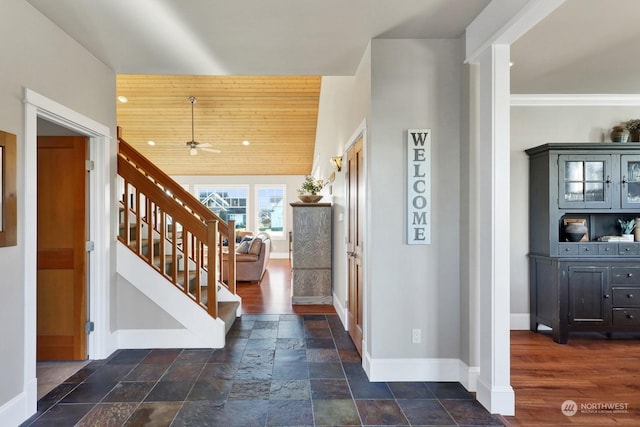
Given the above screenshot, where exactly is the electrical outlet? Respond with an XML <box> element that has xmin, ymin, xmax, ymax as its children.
<box><xmin>412</xmin><ymin>328</ymin><xmax>421</xmax><ymax>344</ymax></box>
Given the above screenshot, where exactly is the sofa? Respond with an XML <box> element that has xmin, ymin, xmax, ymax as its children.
<box><xmin>223</xmin><ymin>232</ymin><xmax>271</xmax><ymax>283</ymax></box>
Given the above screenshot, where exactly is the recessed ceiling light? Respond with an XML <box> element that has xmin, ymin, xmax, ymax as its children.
<box><xmin>147</xmin><ymin>140</ymin><xmax>156</xmax><ymax>146</ymax></box>
<box><xmin>509</xmin><ymin>61</ymin><xmax>514</xmax><ymax>67</ymax></box>
<box><xmin>242</xmin><ymin>140</ymin><xmax>250</xmax><ymax>146</ymax></box>
<box><xmin>117</xmin><ymin>95</ymin><xmax>128</xmax><ymax>103</ymax></box>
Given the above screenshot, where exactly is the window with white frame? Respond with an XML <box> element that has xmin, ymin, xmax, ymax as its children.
<box><xmin>196</xmin><ymin>186</ymin><xmax>248</xmax><ymax>231</ymax></box>
<box><xmin>256</xmin><ymin>185</ymin><xmax>285</xmax><ymax>238</ymax></box>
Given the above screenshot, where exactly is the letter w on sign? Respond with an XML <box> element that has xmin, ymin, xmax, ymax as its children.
<box><xmin>407</xmin><ymin>129</ymin><xmax>431</xmax><ymax>245</ymax></box>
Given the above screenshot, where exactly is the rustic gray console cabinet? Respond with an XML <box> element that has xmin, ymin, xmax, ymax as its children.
<box><xmin>527</xmin><ymin>143</ymin><xmax>640</xmax><ymax>343</ymax></box>
<box><xmin>290</xmin><ymin>202</ymin><xmax>332</xmax><ymax>304</ymax></box>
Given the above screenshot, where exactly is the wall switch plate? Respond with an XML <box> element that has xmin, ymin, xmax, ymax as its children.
<box><xmin>412</xmin><ymin>328</ymin><xmax>421</xmax><ymax>344</ymax></box>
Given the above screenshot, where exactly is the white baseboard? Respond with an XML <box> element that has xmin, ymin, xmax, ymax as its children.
<box><xmin>459</xmin><ymin>363</ymin><xmax>480</xmax><ymax>392</ymax></box>
<box><xmin>269</xmin><ymin>252</ymin><xmax>289</xmax><ymax>259</ymax></box>
<box><xmin>476</xmin><ymin>376</ymin><xmax>515</xmax><ymax>415</ymax></box>
<box><xmin>510</xmin><ymin>313</ymin><xmax>530</xmax><ymax>330</ymax></box>
<box><xmin>364</xmin><ymin>354</ymin><xmax>475</xmax><ymax>385</ymax></box>
<box><xmin>0</xmin><ymin>390</ymin><xmax>29</xmax><ymax>427</ymax></box>
<box><xmin>115</xmin><ymin>328</ymin><xmax>224</xmax><ymax>349</ymax></box>
<box><xmin>332</xmin><ymin>292</ymin><xmax>347</xmax><ymax>329</ymax></box>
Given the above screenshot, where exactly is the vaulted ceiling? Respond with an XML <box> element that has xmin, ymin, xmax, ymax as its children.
<box><xmin>116</xmin><ymin>75</ymin><xmax>321</xmax><ymax>175</ymax></box>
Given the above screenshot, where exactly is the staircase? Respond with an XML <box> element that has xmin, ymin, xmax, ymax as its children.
<box><xmin>116</xmin><ymin>128</ymin><xmax>239</xmax><ymax>348</ymax></box>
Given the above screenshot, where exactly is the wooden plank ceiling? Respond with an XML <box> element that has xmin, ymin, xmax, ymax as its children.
<box><xmin>116</xmin><ymin>75</ymin><xmax>321</xmax><ymax>176</ymax></box>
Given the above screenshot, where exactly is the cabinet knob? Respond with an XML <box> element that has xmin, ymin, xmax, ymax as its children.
<box><xmin>626</xmin><ymin>248</ymin><xmax>631</xmax><ymax>252</ymax></box>
<box><xmin>622</xmin><ymin>175</ymin><xmax>628</xmax><ymax>184</ymax></box>
<box><xmin>628</xmin><ymin>273</ymin><xmax>633</xmax><ymax>277</ymax></box>
<box><xmin>628</xmin><ymin>294</ymin><xmax>634</xmax><ymax>299</ymax></box>
<box><xmin>605</xmin><ymin>247</ymin><xmax>611</xmax><ymax>251</ymax></box>
<box><xmin>565</xmin><ymin>247</ymin><xmax>571</xmax><ymax>252</ymax></box>
<box><xmin>604</xmin><ymin>294</ymin><xmax>610</xmax><ymax>299</ymax></box>
<box><xmin>628</xmin><ymin>314</ymin><xmax>635</xmax><ymax>320</ymax></box>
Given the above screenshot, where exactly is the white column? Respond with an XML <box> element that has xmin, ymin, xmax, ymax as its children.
<box><xmin>474</xmin><ymin>44</ymin><xmax>515</xmax><ymax>415</ymax></box>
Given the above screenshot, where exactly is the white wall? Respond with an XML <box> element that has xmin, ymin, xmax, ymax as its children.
<box><xmin>117</xmin><ymin>276</ymin><xmax>184</xmax><ymax>329</ymax></box>
<box><xmin>0</xmin><ymin>0</ymin><xmax>116</xmax><ymax>419</ymax></box>
<box><xmin>313</xmin><ymin>44</ymin><xmax>372</xmax><ymax>320</ymax></box>
<box><xmin>172</xmin><ymin>175</ymin><xmax>306</xmax><ymax>257</ymax></box>
<box><xmin>368</xmin><ymin>39</ymin><xmax>462</xmax><ymax>359</ymax></box>
<box><xmin>510</xmin><ymin>105</ymin><xmax>640</xmax><ymax>323</ymax></box>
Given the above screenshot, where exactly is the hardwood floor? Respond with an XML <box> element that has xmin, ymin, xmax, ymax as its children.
<box><xmin>235</xmin><ymin>258</ymin><xmax>336</xmax><ymax>315</ymax></box>
<box><xmin>505</xmin><ymin>330</ymin><xmax>640</xmax><ymax>426</ymax></box>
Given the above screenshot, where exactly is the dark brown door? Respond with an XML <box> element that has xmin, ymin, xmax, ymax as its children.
<box><xmin>346</xmin><ymin>135</ymin><xmax>364</xmax><ymax>355</ymax></box>
<box><xmin>37</xmin><ymin>136</ymin><xmax>88</xmax><ymax>360</ymax></box>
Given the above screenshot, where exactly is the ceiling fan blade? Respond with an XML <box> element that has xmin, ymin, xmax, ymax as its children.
<box><xmin>200</xmin><ymin>147</ymin><xmax>222</xmax><ymax>153</ymax></box>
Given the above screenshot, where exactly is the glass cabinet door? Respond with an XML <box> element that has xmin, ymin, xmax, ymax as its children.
<box><xmin>558</xmin><ymin>155</ymin><xmax>612</xmax><ymax>208</ymax></box>
<box><xmin>621</xmin><ymin>155</ymin><xmax>640</xmax><ymax>208</ymax></box>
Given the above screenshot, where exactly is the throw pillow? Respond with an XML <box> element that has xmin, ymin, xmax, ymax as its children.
<box><xmin>248</xmin><ymin>238</ymin><xmax>262</xmax><ymax>255</ymax></box>
<box><xmin>236</xmin><ymin>240</ymin><xmax>251</xmax><ymax>254</ymax></box>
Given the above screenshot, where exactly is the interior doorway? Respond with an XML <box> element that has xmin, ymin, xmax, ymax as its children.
<box><xmin>36</xmin><ymin>134</ymin><xmax>89</xmax><ymax>361</ymax></box>
<box><xmin>346</xmin><ymin>134</ymin><xmax>364</xmax><ymax>356</ymax></box>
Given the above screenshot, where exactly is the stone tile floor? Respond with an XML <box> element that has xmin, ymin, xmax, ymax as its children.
<box><xmin>22</xmin><ymin>314</ymin><xmax>504</xmax><ymax>426</ymax></box>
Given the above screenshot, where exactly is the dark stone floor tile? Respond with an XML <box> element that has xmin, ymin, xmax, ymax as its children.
<box><xmin>250</xmin><ymin>328</ymin><xmax>279</xmax><ymax>339</ymax></box>
<box><xmin>75</xmin><ymin>402</ymin><xmax>138</xmax><ymax>427</ymax></box>
<box><xmin>276</xmin><ymin>338</ymin><xmax>306</xmax><ymax>350</ymax></box>
<box><xmin>65</xmin><ymin>367</ymin><xmax>97</xmax><ymax>383</ymax></box>
<box><xmin>306</xmin><ymin>348</ymin><xmax>341</xmax><ymax>362</ymax></box>
<box><xmin>144</xmin><ymin>381</ymin><xmax>192</xmax><ymax>401</ymax></box>
<box><xmin>306</xmin><ymin>338</ymin><xmax>335</xmax><ymax>349</ymax></box>
<box><xmin>339</xmin><ymin>348</ymin><xmax>362</xmax><ymax>363</ymax></box>
<box><xmin>245</xmin><ymin>314</ymin><xmax>280</xmax><ymax>322</ymax></box>
<box><xmin>303</xmin><ymin>314</ymin><xmax>327</xmax><ymax>321</ymax></box>
<box><xmin>273</xmin><ymin>361</ymin><xmax>309</xmax><ymax>379</ymax></box>
<box><xmin>175</xmin><ymin>349</ymin><xmax>214</xmax><ymax>363</ymax></box>
<box><xmin>388</xmin><ymin>382</ymin><xmax>435</xmax><ymax>399</ymax></box>
<box><xmin>270</xmin><ymin>379</ymin><xmax>311</xmax><ymax>400</ymax></box>
<box><xmin>60</xmin><ymin>381</ymin><xmax>117</xmax><ymax>403</ymax></box>
<box><xmin>123</xmin><ymin>363</ymin><xmax>170</xmax><ymax>381</ymax></box>
<box><xmin>356</xmin><ymin>399</ymin><xmax>409</xmax><ymax>425</ymax></box>
<box><xmin>171</xmin><ymin>400</ymin><xmax>225</xmax><ymax>427</ymax></box>
<box><xmin>304</xmin><ymin>319</ymin><xmax>330</xmax><ymax>330</ymax></box>
<box><xmin>279</xmin><ymin>314</ymin><xmax>303</xmax><ymax>321</ymax></box>
<box><xmin>334</xmin><ymin>332</ymin><xmax>358</xmax><ymax>350</ymax></box>
<box><xmin>234</xmin><ymin>365</ymin><xmax>273</xmax><ymax>380</ymax></box>
<box><xmin>187</xmin><ymin>379</ymin><xmax>232</xmax><ymax>401</ymax></box>
<box><xmin>267</xmin><ymin>399</ymin><xmax>314</xmax><ymax>426</ymax></box>
<box><xmin>245</xmin><ymin>338</ymin><xmax>277</xmax><ymax>350</ymax></box>
<box><xmin>427</xmin><ymin>381</ymin><xmax>475</xmax><ymax>399</ymax></box>
<box><xmin>275</xmin><ymin>348</ymin><xmax>307</xmax><ymax>362</ymax></box>
<box><xmin>277</xmin><ymin>323</ymin><xmax>305</xmax><ymax>339</ymax></box>
<box><xmin>37</xmin><ymin>383</ymin><xmax>78</xmax><ymax>411</ymax></box>
<box><xmin>85</xmin><ymin>364</ymin><xmax>135</xmax><ymax>383</ymax></box>
<box><xmin>397</xmin><ymin>399</ymin><xmax>456</xmax><ymax>425</ymax></box>
<box><xmin>308</xmin><ymin>362</ymin><xmax>345</xmax><ymax>379</ymax></box>
<box><xmin>228</xmin><ymin>379</ymin><xmax>271</xmax><ymax>400</ymax></box>
<box><xmin>208</xmin><ymin>346</ymin><xmax>244</xmax><ymax>363</ymax></box>
<box><xmin>107</xmin><ymin>349</ymin><xmax>151</xmax><ymax>365</ymax></box>
<box><xmin>254</xmin><ymin>319</ymin><xmax>279</xmax><ymax>329</ymax></box>
<box><xmin>141</xmin><ymin>348</ymin><xmax>182</xmax><ymax>364</ymax></box>
<box><xmin>304</xmin><ymin>327</ymin><xmax>332</xmax><ymax>338</ymax></box>
<box><xmin>103</xmin><ymin>381</ymin><xmax>155</xmax><ymax>402</ymax></box>
<box><xmin>160</xmin><ymin>362</ymin><xmax>204</xmax><ymax>382</ymax></box>
<box><xmin>349</xmin><ymin>379</ymin><xmax>394</xmax><ymax>399</ymax></box>
<box><xmin>313</xmin><ymin>399</ymin><xmax>361</xmax><ymax>426</ymax></box>
<box><xmin>225</xmin><ymin>337</ymin><xmax>249</xmax><ymax>350</ymax></box>
<box><xmin>199</xmin><ymin>362</ymin><xmax>238</xmax><ymax>380</ymax></box>
<box><xmin>226</xmin><ymin>327</ymin><xmax>252</xmax><ymax>338</ymax></box>
<box><xmin>123</xmin><ymin>401</ymin><xmax>182</xmax><ymax>426</ymax></box>
<box><xmin>342</xmin><ymin>362</ymin><xmax>369</xmax><ymax>381</ymax></box>
<box><xmin>310</xmin><ymin>379</ymin><xmax>352</xmax><ymax>399</ymax></box>
<box><xmin>241</xmin><ymin>349</ymin><xmax>275</xmax><ymax>365</ymax></box>
<box><xmin>441</xmin><ymin>399</ymin><xmax>505</xmax><ymax>426</ymax></box>
<box><xmin>28</xmin><ymin>403</ymin><xmax>94</xmax><ymax>427</ymax></box>
<box><xmin>201</xmin><ymin>399</ymin><xmax>269</xmax><ymax>427</ymax></box>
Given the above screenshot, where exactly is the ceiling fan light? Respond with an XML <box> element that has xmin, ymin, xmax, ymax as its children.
<box><xmin>242</xmin><ymin>140</ymin><xmax>250</xmax><ymax>146</ymax></box>
<box><xmin>190</xmin><ymin>147</ymin><xmax>198</xmax><ymax>156</ymax></box>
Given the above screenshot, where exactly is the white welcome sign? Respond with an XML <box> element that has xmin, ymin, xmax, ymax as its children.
<box><xmin>407</xmin><ymin>129</ymin><xmax>431</xmax><ymax>245</ymax></box>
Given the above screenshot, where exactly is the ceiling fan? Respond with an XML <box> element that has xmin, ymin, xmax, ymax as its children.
<box><xmin>184</xmin><ymin>96</ymin><xmax>221</xmax><ymax>156</ymax></box>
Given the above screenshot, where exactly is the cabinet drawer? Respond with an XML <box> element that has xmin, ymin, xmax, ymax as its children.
<box><xmin>612</xmin><ymin>288</ymin><xmax>640</xmax><ymax>307</ymax></box>
<box><xmin>598</xmin><ymin>244</ymin><xmax>617</xmax><ymax>255</ymax></box>
<box><xmin>612</xmin><ymin>308</ymin><xmax>640</xmax><ymax>326</ymax></box>
<box><xmin>558</xmin><ymin>244</ymin><xmax>579</xmax><ymax>256</ymax></box>
<box><xmin>611</xmin><ymin>267</ymin><xmax>640</xmax><ymax>284</ymax></box>
<box><xmin>618</xmin><ymin>243</ymin><xmax>640</xmax><ymax>256</ymax></box>
<box><xmin>579</xmin><ymin>244</ymin><xmax>597</xmax><ymax>255</ymax></box>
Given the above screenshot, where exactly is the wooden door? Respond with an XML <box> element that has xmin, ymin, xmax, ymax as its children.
<box><xmin>346</xmin><ymin>136</ymin><xmax>364</xmax><ymax>355</ymax></box>
<box><xmin>37</xmin><ymin>136</ymin><xmax>88</xmax><ymax>360</ymax></box>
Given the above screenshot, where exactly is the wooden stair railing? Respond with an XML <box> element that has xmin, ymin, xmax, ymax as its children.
<box><xmin>116</xmin><ymin>128</ymin><xmax>236</xmax><ymax>319</ymax></box>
